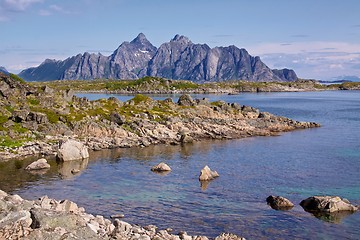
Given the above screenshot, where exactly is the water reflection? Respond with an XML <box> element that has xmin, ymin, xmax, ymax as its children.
<box><xmin>309</xmin><ymin>211</ymin><xmax>357</xmax><ymax>224</ymax></box>
<box><xmin>57</xmin><ymin>158</ymin><xmax>89</xmax><ymax>179</ymax></box>
<box><xmin>0</xmin><ymin>156</ymin><xmax>59</xmax><ymax>193</ymax></box>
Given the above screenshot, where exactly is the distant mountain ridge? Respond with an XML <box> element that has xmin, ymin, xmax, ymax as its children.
<box><xmin>19</xmin><ymin>33</ymin><xmax>298</xmax><ymax>82</ymax></box>
<box><xmin>0</xmin><ymin>66</ymin><xmax>9</xmax><ymax>75</ymax></box>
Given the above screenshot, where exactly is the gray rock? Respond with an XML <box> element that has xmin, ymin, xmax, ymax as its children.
<box><xmin>26</xmin><ymin>112</ymin><xmax>49</xmax><ymax>124</ymax></box>
<box><xmin>300</xmin><ymin>196</ymin><xmax>358</xmax><ymax>213</ymax></box>
<box><xmin>199</xmin><ymin>165</ymin><xmax>219</xmax><ymax>181</ymax></box>
<box><xmin>215</xmin><ymin>233</ymin><xmax>246</xmax><ymax>240</ymax></box>
<box><xmin>266</xmin><ymin>195</ymin><xmax>294</xmax><ymax>210</ymax></box>
<box><xmin>25</xmin><ymin>158</ymin><xmax>50</xmax><ymax>171</ymax></box>
<box><xmin>57</xmin><ymin>139</ymin><xmax>89</xmax><ymax>161</ymax></box>
<box><xmin>110</xmin><ymin>112</ymin><xmax>125</xmax><ymax>125</ymax></box>
<box><xmin>151</xmin><ymin>162</ymin><xmax>172</xmax><ymax>172</ymax></box>
<box><xmin>177</xmin><ymin>94</ymin><xmax>194</xmax><ymax>106</ymax></box>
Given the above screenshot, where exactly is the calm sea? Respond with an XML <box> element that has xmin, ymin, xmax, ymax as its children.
<box><xmin>1</xmin><ymin>91</ymin><xmax>359</xmax><ymax>239</ymax></box>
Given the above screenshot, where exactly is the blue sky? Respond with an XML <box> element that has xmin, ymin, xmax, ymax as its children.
<box><xmin>1</xmin><ymin>0</ymin><xmax>359</xmax><ymax>80</ymax></box>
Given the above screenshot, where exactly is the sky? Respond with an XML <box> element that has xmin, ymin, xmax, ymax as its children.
<box><xmin>1</xmin><ymin>0</ymin><xmax>360</xmax><ymax>80</ymax></box>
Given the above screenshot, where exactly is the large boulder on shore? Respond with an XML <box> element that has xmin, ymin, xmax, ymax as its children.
<box><xmin>57</xmin><ymin>139</ymin><xmax>89</xmax><ymax>161</ymax></box>
<box><xmin>300</xmin><ymin>196</ymin><xmax>358</xmax><ymax>213</ymax></box>
<box><xmin>199</xmin><ymin>165</ymin><xmax>219</xmax><ymax>181</ymax></box>
<box><xmin>266</xmin><ymin>195</ymin><xmax>294</xmax><ymax>210</ymax></box>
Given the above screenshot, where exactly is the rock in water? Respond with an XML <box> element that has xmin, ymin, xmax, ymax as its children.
<box><xmin>25</xmin><ymin>158</ymin><xmax>51</xmax><ymax>170</ymax></box>
<box><xmin>266</xmin><ymin>195</ymin><xmax>294</xmax><ymax>210</ymax></box>
<box><xmin>151</xmin><ymin>162</ymin><xmax>172</xmax><ymax>172</ymax></box>
<box><xmin>57</xmin><ymin>139</ymin><xmax>89</xmax><ymax>161</ymax></box>
<box><xmin>199</xmin><ymin>165</ymin><xmax>219</xmax><ymax>181</ymax></box>
<box><xmin>300</xmin><ymin>196</ymin><xmax>358</xmax><ymax>213</ymax></box>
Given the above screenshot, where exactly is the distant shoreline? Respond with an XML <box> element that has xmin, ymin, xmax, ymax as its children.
<box><xmin>28</xmin><ymin>77</ymin><xmax>360</xmax><ymax>94</ymax></box>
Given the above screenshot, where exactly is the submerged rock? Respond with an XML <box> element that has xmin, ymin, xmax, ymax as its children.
<box><xmin>300</xmin><ymin>196</ymin><xmax>358</xmax><ymax>213</ymax></box>
<box><xmin>199</xmin><ymin>165</ymin><xmax>219</xmax><ymax>181</ymax></box>
<box><xmin>25</xmin><ymin>158</ymin><xmax>50</xmax><ymax>171</ymax></box>
<box><xmin>151</xmin><ymin>162</ymin><xmax>172</xmax><ymax>172</ymax></box>
<box><xmin>57</xmin><ymin>139</ymin><xmax>89</xmax><ymax>161</ymax></box>
<box><xmin>266</xmin><ymin>195</ymin><xmax>294</xmax><ymax>210</ymax></box>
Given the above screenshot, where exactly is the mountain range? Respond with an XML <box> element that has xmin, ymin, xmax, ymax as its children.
<box><xmin>0</xmin><ymin>66</ymin><xmax>9</xmax><ymax>75</ymax></box>
<box><xmin>19</xmin><ymin>33</ymin><xmax>297</xmax><ymax>82</ymax></box>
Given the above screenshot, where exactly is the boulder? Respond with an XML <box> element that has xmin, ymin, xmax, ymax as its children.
<box><xmin>177</xmin><ymin>94</ymin><xmax>194</xmax><ymax>106</ymax></box>
<box><xmin>151</xmin><ymin>162</ymin><xmax>171</xmax><ymax>172</ymax></box>
<box><xmin>110</xmin><ymin>112</ymin><xmax>125</xmax><ymax>125</ymax></box>
<box><xmin>25</xmin><ymin>158</ymin><xmax>50</xmax><ymax>171</ymax></box>
<box><xmin>26</xmin><ymin>112</ymin><xmax>49</xmax><ymax>124</ymax></box>
<box><xmin>215</xmin><ymin>233</ymin><xmax>246</xmax><ymax>240</ymax></box>
<box><xmin>266</xmin><ymin>195</ymin><xmax>294</xmax><ymax>210</ymax></box>
<box><xmin>300</xmin><ymin>196</ymin><xmax>358</xmax><ymax>213</ymax></box>
<box><xmin>57</xmin><ymin>139</ymin><xmax>89</xmax><ymax>161</ymax></box>
<box><xmin>199</xmin><ymin>165</ymin><xmax>219</xmax><ymax>181</ymax></box>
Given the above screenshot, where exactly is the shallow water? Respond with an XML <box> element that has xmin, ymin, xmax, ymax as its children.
<box><xmin>2</xmin><ymin>91</ymin><xmax>360</xmax><ymax>239</ymax></box>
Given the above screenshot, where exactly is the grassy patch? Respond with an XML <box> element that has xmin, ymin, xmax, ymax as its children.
<box><xmin>0</xmin><ymin>136</ymin><xmax>24</xmax><ymax>148</ymax></box>
<box><xmin>9</xmin><ymin>73</ymin><xmax>26</xmax><ymax>84</ymax></box>
<box><xmin>170</xmin><ymin>81</ymin><xmax>199</xmax><ymax>90</ymax></box>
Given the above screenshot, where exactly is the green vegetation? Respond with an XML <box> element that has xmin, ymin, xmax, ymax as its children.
<box><xmin>9</xmin><ymin>73</ymin><xmax>25</xmax><ymax>83</ymax></box>
<box><xmin>0</xmin><ymin>136</ymin><xmax>25</xmax><ymax>149</ymax></box>
<box><xmin>170</xmin><ymin>81</ymin><xmax>199</xmax><ymax>90</ymax></box>
<box><xmin>29</xmin><ymin>76</ymin><xmax>342</xmax><ymax>94</ymax></box>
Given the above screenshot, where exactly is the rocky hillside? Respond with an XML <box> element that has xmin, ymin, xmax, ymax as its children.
<box><xmin>0</xmin><ymin>73</ymin><xmax>319</xmax><ymax>160</ymax></box>
<box><xmin>19</xmin><ymin>33</ymin><xmax>297</xmax><ymax>82</ymax></box>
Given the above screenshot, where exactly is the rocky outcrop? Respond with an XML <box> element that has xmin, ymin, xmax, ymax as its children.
<box><xmin>300</xmin><ymin>196</ymin><xmax>358</xmax><ymax>213</ymax></box>
<box><xmin>199</xmin><ymin>165</ymin><xmax>219</xmax><ymax>181</ymax></box>
<box><xmin>57</xmin><ymin>139</ymin><xmax>89</xmax><ymax>161</ymax></box>
<box><xmin>25</xmin><ymin>158</ymin><xmax>50</xmax><ymax>171</ymax></box>
<box><xmin>19</xmin><ymin>34</ymin><xmax>297</xmax><ymax>82</ymax></box>
<box><xmin>266</xmin><ymin>195</ymin><xmax>294</xmax><ymax>210</ymax></box>
<box><xmin>0</xmin><ymin>190</ymin><xmax>246</xmax><ymax>240</ymax></box>
<box><xmin>215</xmin><ymin>233</ymin><xmax>246</xmax><ymax>240</ymax></box>
<box><xmin>151</xmin><ymin>162</ymin><xmax>172</xmax><ymax>172</ymax></box>
<box><xmin>0</xmin><ymin>73</ymin><xmax>320</xmax><ymax>161</ymax></box>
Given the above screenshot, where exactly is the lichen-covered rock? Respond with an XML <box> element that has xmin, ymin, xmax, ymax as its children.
<box><xmin>177</xmin><ymin>94</ymin><xmax>195</xmax><ymax>106</ymax></box>
<box><xmin>215</xmin><ymin>232</ymin><xmax>247</xmax><ymax>240</ymax></box>
<box><xmin>57</xmin><ymin>139</ymin><xmax>89</xmax><ymax>161</ymax></box>
<box><xmin>300</xmin><ymin>196</ymin><xmax>358</xmax><ymax>213</ymax></box>
<box><xmin>25</xmin><ymin>158</ymin><xmax>50</xmax><ymax>171</ymax></box>
<box><xmin>266</xmin><ymin>195</ymin><xmax>294</xmax><ymax>210</ymax></box>
<box><xmin>151</xmin><ymin>162</ymin><xmax>172</xmax><ymax>172</ymax></box>
<box><xmin>199</xmin><ymin>165</ymin><xmax>219</xmax><ymax>181</ymax></box>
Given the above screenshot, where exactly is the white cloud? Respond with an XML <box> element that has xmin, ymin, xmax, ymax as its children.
<box><xmin>249</xmin><ymin>41</ymin><xmax>360</xmax><ymax>56</ymax></box>
<box><xmin>2</xmin><ymin>0</ymin><xmax>43</xmax><ymax>11</ymax></box>
<box><xmin>38</xmin><ymin>8</ymin><xmax>50</xmax><ymax>16</ymax></box>
<box><xmin>39</xmin><ymin>4</ymin><xmax>75</xmax><ymax>16</ymax></box>
<box><xmin>246</xmin><ymin>41</ymin><xmax>360</xmax><ymax>80</ymax></box>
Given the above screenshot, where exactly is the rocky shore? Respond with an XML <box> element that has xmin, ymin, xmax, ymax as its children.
<box><xmin>0</xmin><ymin>73</ymin><xmax>320</xmax><ymax>161</ymax></box>
<box><xmin>0</xmin><ymin>190</ymin><xmax>246</xmax><ymax>240</ymax></box>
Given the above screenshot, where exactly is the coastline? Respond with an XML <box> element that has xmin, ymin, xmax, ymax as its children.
<box><xmin>0</xmin><ymin>189</ymin><xmax>246</xmax><ymax>239</ymax></box>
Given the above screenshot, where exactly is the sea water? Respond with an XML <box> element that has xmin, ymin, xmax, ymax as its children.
<box><xmin>2</xmin><ymin>91</ymin><xmax>359</xmax><ymax>239</ymax></box>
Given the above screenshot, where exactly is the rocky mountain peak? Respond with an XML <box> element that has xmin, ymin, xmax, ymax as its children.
<box><xmin>171</xmin><ymin>34</ymin><xmax>192</xmax><ymax>45</ymax></box>
<box><xmin>131</xmin><ymin>33</ymin><xmax>149</xmax><ymax>44</ymax></box>
<box><xmin>19</xmin><ymin>33</ymin><xmax>298</xmax><ymax>82</ymax></box>
<box><xmin>0</xmin><ymin>66</ymin><xmax>9</xmax><ymax>75</ymax></box>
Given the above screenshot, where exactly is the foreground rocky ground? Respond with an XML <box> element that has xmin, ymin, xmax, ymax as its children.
<box><xmin>0</xmin><ymin>190</ymin><xmax>246</xmax><ymax>240</ymax></box>
<box><xmin>1</xmin><ymin>189</ymin><xmax>358</xmax><ymax>239</ymax></box>
<box><xmin>0</xmin><ymin>73</ymin><xmax>319</xmax><ymax>161</ymax></box>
